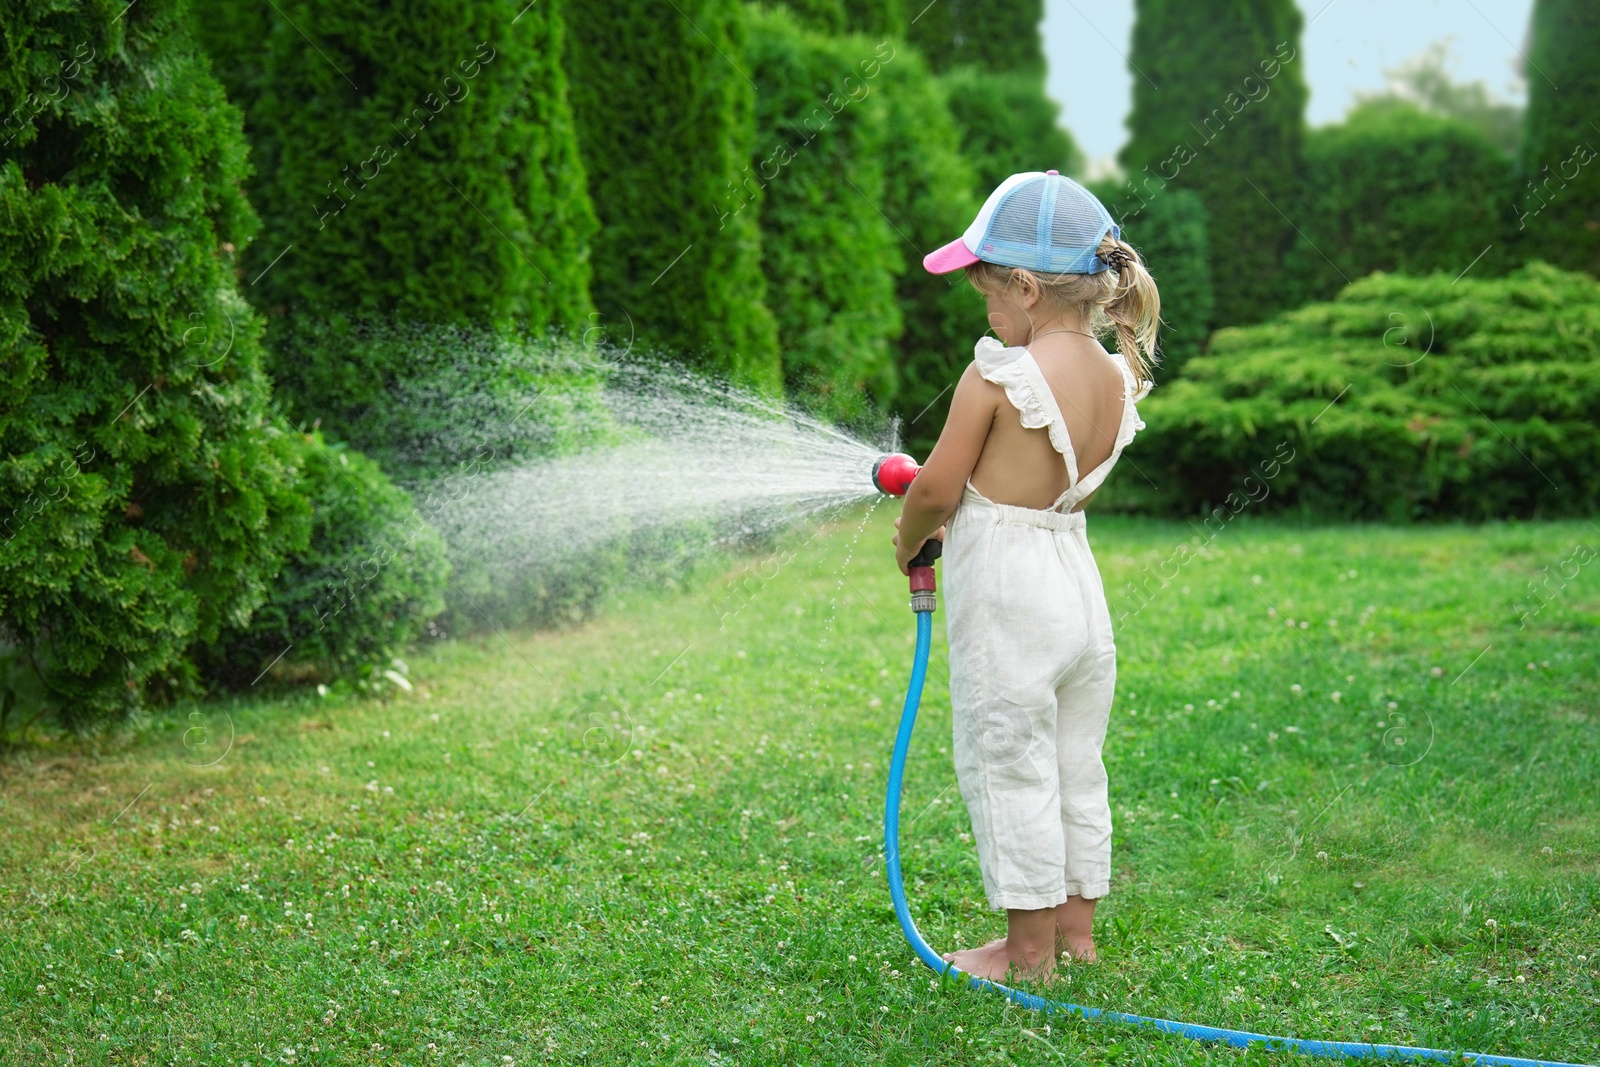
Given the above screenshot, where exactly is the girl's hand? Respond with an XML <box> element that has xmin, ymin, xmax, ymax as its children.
<box><xmin>892</xmin><ymin>516</ymin><xmax>945</xmax><ymax>576</ymax></box>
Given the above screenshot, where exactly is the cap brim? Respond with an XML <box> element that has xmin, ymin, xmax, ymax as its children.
<box><xmin>923</xmin><ymin>237</ymin><xmax>980</xmax><ymax>274</ymax></box>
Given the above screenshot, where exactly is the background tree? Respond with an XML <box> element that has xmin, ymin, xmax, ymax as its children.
<box><xmin>875</xmin><ymin>45</ymin><xmax>988</xmax><ymax>456</ymax></box>
<box><xmin>197</xmin><ymin>0</ymin><xmax>597</xmax><ymax>459</ymax></box>
<box><xmin>1120</xmin><ymin>0</ymin><xmax>1307</xmax><ymax>327</ymax></box>
<box><xmin>0</xmin><ymin>0</ymin><xmax>309</xmax><ymax>722</ymax></box>
<box><xmin>1355</xmin><ymin>40</ymin><xmax>1523</xmax><ymax>157</ymax></box>
<box><xmin>1091</xmin><ymin>181</ymin><xmax>1214</xmax><ymax>380</ymax></box>
<box><xmin>940</xmin><ymin>66</ymin><xmax>1084</xmax><ymax>193</ymax></box>
<box><xmin>746</xmin><ymin>8</ymin><xmax>903</xmax><ymax>422</ymax></box>
<box><xmin>564</xmin><ymin>0</ymin><xmax>781</xmax><ymax>389</ymax></box>
<box><xmin>1281</xmin><ymin>101</ymin><xmax>1513</xmax><ymax>307</ymax></box>
<box><xmin>906</xmin><ymin>0</ymin><xmax>1046</xmax><ymax>77</ymax></box>
<box><xmin>1517</xmin><ymin>0</ymin><xmax>1600</xmax><ymax>276</ymax></box>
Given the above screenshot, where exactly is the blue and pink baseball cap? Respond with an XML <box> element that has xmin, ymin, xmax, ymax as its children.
<box><xmin>923</xmin><ymin>169</ymin><xmax>1120</xmax><ymax>276</ymax></box>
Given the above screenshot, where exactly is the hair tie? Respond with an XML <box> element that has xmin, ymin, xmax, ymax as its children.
<box><xmin>1102</xmin><ymin>247</ymin><xmax>1132</xmax><ymax>272</ymax></box>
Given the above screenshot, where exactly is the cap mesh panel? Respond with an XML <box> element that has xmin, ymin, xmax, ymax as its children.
<box><xmin>1051</xmin><ymin>186</ymin><xmax>1109</xmax><ymax>250</ymax></box>
<box><xmin>987</xmin><ymin>181</ymin><xmax>1044</xmax><ymax>245</ymax></box>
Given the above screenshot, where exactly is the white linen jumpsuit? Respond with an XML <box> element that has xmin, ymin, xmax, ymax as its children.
<box><xmin>943</xmin><ymin>335</ymin><xmax>1151</xmax><ymax>911</ymax></box>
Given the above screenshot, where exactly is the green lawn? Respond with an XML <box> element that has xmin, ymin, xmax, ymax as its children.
<box><xmin>3</xmin><ymin>508</ymin><xmax>1598</xmax><ymax>1066</ymax></box>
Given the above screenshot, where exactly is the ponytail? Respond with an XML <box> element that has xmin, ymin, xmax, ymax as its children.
<box><xmin>1095</xmin><ymin>233</ymin><xmax>1160</xmax><ymax>388</ymax></box>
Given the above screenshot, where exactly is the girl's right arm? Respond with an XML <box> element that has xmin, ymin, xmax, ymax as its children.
<box><xmin>893</xmin><ymin>364</ymin><xmax>998</xmax><ymax>572</ymax></box>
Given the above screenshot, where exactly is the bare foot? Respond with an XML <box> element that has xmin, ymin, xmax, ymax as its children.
<box><xmin>1056</xmin><ymin>931</ymin><xmax>1097</xmax><ymax>962</ymax></box>
<box><xmin>941</xmin><ymin>936</ymin><xmax>1055</xmax><ymax>983</ymax></box>
<box><xmin>1054</xmin><ymin>895</ymin><xmax>1100</xmax><ymax>963</ymax></box>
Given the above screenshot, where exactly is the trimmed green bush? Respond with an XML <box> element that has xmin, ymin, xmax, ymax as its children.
<box><xmin>907</xmin><ymin>0</ymin><xmax>1046</xmax><ymax>76</ymax></box>
<box><xmin>940</xmin><ymin>66</ymin><xmax>1084</xmax><ymax>192</ymax></box>
<box><xmin>1127</xmin><ymin>263</ymin><xmax>1600</xmax><ymax>520</ymax></box>
<box><xmin>746</xmin><ymin>8</ymin><xmax>903</xmax><ymax>422</ymax></box>
<box><xmin>1090</xmin><ymin>180</ymin><xmax>1213</xmax><ymax>380</ymax></box>
<box><xmin>1121</xmin><ymin>0</ymin><xmax>1307</xmax><ymax>327</ymax></box>
<box><xmin>1</xmin><ymin>1</ymin><xmax>309</xmax><ymax>725</ymax></box>
<box><xmin>1354</xmin><ymin>41</ymin><xmax>1523</xmax><ymax>158</ymax></box>
<box><xmin>1282</xmin><ymin>102</ymin><xmax>1513</xmax><ymax>308</ymax></box>
<box><xmin>1517</xmin><ymin>0</ymin><xmax>1600</xmax><ymax>275</ymax></box>
<box><xmin>871</xmin><ymin>44</ymin><xmax>987</xmax><ymax>456</ymax></box>
<box><xmin>779</xmin><ymin>1</ymin><xmax>908</xmax><ymax>37</ymax></box>
<box><xmin>845</xmin><ymin>1</ymin><xmax>907</xmax><ymax>36</ymax></box>
<box><xmin>564</xmin><ymin>0</ymin><xmax>780</xmax><ymax>390</ymax></box>
<box><xmin>196</xmin><ymin>0</ymin><xmax>597</xmax><ymax>453</ymax></box>
<box><xmin>199</xmin><ymin>434</ymin><xmax>451</xmax><ymax>687</ymax></box>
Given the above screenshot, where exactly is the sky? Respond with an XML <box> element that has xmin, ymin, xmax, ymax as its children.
<box><xmin>1042</xmin><ymin>0</ymin><xmax>1536</xmax><ymax>173</ymax></box>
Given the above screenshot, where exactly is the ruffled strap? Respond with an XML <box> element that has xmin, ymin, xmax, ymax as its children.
<box><xmin>972</xmin><ymin>337</ymin><xmax>1079</xmax><ymax>476</ymax></box>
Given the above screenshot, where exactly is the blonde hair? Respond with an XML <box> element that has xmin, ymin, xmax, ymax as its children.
<box><xmin>963</xmin><ymin>232</ymin><xmax>1161</xmax><ymax>387</ymax></box>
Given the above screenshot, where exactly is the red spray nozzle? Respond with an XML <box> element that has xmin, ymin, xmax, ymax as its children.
<box><xmin>872</xmin><ymin>452</ymin><xmax>921</xmax><ymax>496</ymax></box>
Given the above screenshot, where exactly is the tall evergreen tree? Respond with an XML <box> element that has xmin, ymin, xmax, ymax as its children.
<box><xmin>1283</xmin><ymin>102</ymin><xmax>1513</xmax><ymax>308</ymax></box>
<box><xmin>564</xmin><ymin>0</ymin><xmax>781</xmax><ymax>390</ymax></box>
<box><xmin>746</xmin><ymin>8</ymin><xmax>903</xmax><ymax>421</ymax></box>
<box><xmin>1</xmin><ymin>0</ymin><xmax>309</xmax><ymax>721</ymax></box>
<box><xmin>197</xmin><ymin>0</ymin><xmax>597</xmax><ymax>453</ymax></box>
<box><xmin>1120</xmin><ymin>0</ymin><xmax>1306</xmax><ymax>326</ymax></box>
<box><xmin>940</xmin><ymin>66</ymin><xmax>1084</xmax><ymax>192</ymax></box>
<box><xmin>875</xmin><ymin>45</ymin><xmax>988</xmax><ymax>456</ymax></box>
<box><xmin>1517</xmin><ymin>0</ymin><xmax>1600</xmax><ymax>275</ymax></box>
<box><xmin>779</xmin><ymin>0</ymin><xmax>907</xmax><ymax>37</ymax></box>
<box><xmin>906</xmin><ymin>0</ymin><xmax>1045</xmax><ymax>77</ymax></box>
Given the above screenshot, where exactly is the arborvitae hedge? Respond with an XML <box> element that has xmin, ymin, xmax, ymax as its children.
<box><xmin>1517</xmin><ymin>0</ymin><xmax>1600</xmax><ymax>276</ymax></box>
<box><xmin>1090</xmin><ymin>180</ymin><xmax>1213</xmax><ymax>380</ymax></box>
<box><xmin>1121</xmin><ymin>0</ymin><xmax>1307</xmax><ymax>327</ymax></box>
<box><xmin>907</xmin><ymin>0</ymin><xmax>1046</xmax><ymax>77</ymax></box>
<box><xmin>565</xmin><ymin>0</ymin><xmax>780</xmax><ymax>390</ymax></box>
<box><xmin>1126</xmin><ymin>263</ymin><xmax>1600</xmax><ymax>520</ymax></box>
<box><xmin>875</xmin><ymin>42</ymin><xmax>988</xmax><ymax>456</ymax></box>
<box><xmin>1281</xmin><ymin>102</ymin><xmax>1512</xmax><ymax>308</ymax></box>
<box><xmin>198</xmin><ymin>433</ymin><xmax>451</xmax><ymax>687</ymax></box>
<box><xmin>1</xmin><ymin>1</ymin><xmax>308</xmax><ymax>723</ymax></box>
<box><xmin>940</xmin><ymin>67</ymin><xmax>1084</xmax><ymax>193</ymax></box>
<box><xmin>779</xmin><ymin>0</ymin><xmax>907</xmax><ymax>36</ymax></box>
<box><xmin>197</xmin><ymin>0</ymin><xmax>597</xmax><ymax>451</ymax></box>
<box><xmin>746</xmin><ymin>8</ymin><xmax>903</xmax><ymax>422</ymax></box>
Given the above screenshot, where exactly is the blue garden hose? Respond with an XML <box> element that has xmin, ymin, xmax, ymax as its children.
<box><xmin>883</xmin><ymin>592</ymin><xmax>1592</xmax><ymax>1067</ymax></box>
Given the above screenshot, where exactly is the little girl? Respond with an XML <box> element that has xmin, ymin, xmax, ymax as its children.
<box><xmin>892</xmin><ymin>170</ymin><xmax>1159</xmax><ymax>983</ymax></box>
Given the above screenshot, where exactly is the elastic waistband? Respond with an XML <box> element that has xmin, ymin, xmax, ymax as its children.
<box><xmin>961</xmin><ymin>483</ymin><xmax>1086</xmax><ymax>532</ymax></box>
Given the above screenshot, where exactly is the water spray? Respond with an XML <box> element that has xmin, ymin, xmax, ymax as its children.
<box><xmin>873</xmin><ymin>459</ymin><xmax>1587</xmax><ymax>1067</ymax></box>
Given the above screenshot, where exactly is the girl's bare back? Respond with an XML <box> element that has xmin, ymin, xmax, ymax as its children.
<box><xmin>967</xmin><ymin>335</ymin><xmax>1129</xmax><ymax>512</ymax></box>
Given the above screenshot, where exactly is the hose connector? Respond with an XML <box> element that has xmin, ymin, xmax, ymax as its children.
<box><xmin>908</xmin><ymin>538</ymin><xmax>941</xmax><ymax>614</ymax></box>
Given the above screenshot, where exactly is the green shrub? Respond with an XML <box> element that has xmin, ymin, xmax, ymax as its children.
<box><xmin>907</xmin><ymin>0</ymin><xmax>1045</xmax><ymax>76</ymax></box>
<box><xmin>564</xmin><ymin>0</ymin><xmax>780</xmax><ymax>390</ymax></box>
<box><xmin>199</xmin><ymin>434</ymin><xmax>450</xmax><ymax>687</ymax></box>
<box><xmin>745</xmin><ymin>7</ymin><xmax>903</xmax><ymax>422</ymax></box>
<box><xmin>1517</xmin><ymin>0</ymin><xmax>1600</xmax><ymax>275</ymax></box>
<box><xmin>196</xmin><ymin>0</ymin><xmax>598</xmax><ymax>452</ymax></box>
<box><xmin>940</xmin><ymin>67</ymin><xmax>1084</xmax><ymax>193</ymax></box>
<box><xmin>0</xmin><ymin>1</ymin><xmax>309</xmax><ymax>725</ymax></box>
<box><xmin>844</xmin><ymin>1</ymin><xmax>907</xmax><ymax>36</ymax></box>
<box><xmin>1282</xmin><ymin>102</ymin><xmax>1513</xmax><ymax>308</ymax></box>
<box><xmin>1121</xmin><ymin>0</ymin><xmax>1307</xmax><ymax>327</ymax></box>
<box><xmin>778</xmin><ymin>0</ymin><xmax>907</xmax><ymax>36</ymax></box>
<box><xmin>1128</xmin><ymin>263</ymin><xmax>1600</xmax><ymax>520</ymax></box>
<box><xmin>1354</xmin><ymin>41</ymin><xmax>1523</xmax><ymax>159</ymax></box>
<box><xmin>270</xmin><ymin>321</ymin><xmax>611</xmax><ymax>479</ymax></box>
<box><xmin>1089</xmin><ymin>180</ymin><xmax>1213</xmax><ymax>380</ymax></box>
<box><xmin>875</xmin><ymin>45</ymin><xmax>987</xmax><ymax>456</ymax></box>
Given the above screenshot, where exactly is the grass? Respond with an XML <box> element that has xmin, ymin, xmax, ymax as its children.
<box><xmin>2</xmin><ymin>507</ymin><xmax>1598</xmax><ymax>1066</ymax></box>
